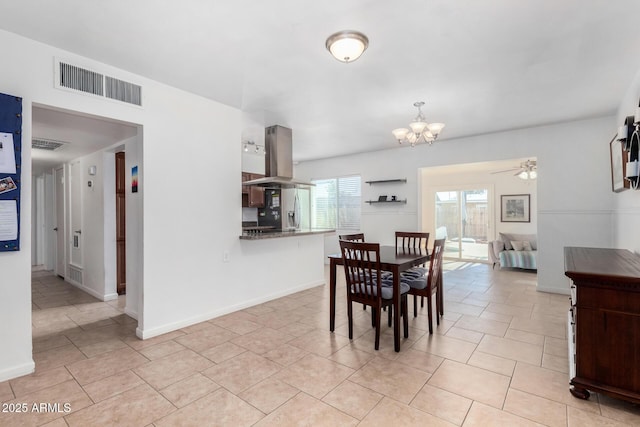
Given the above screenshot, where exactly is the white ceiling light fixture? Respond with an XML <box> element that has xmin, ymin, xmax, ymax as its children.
<box><xmin>325</xmin><ymin>30</ymin><xmax>369</xmax><ymax>63</ymax></box>
<box><xmin>243</xmin><ymin>140</ymin><xmax>265</xmax><ymax>155</ymax></box>
<box><xmin>517</xmin><ymin>160</ymin><xmax>537</xmax><ymax>180</ymax></box>
<box><xmin>392</xmin><ymin>101</ymin><xmax>445</xmax><ymax>147</ymax></box>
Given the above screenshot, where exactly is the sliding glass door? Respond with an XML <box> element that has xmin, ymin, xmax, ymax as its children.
<box><xmin>435</xmin><ymin>188</ymin><xmax>491</xmax><ymax>261</ymax></box>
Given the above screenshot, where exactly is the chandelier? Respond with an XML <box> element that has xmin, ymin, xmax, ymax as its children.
<box><xmin>392</xmin><ymin>101</ymin><xmax>445</xmax><ymax>147</ymax></box>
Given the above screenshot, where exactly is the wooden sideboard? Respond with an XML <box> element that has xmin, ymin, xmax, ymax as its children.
<box><xmin>564</xmin><ymin>247</ymin><xmax>640</xmax><ymax>404</ymax></box>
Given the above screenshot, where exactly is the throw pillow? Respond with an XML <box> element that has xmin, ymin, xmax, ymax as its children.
<box><xmin>500</xmin><ymin>232</ymin><xmax>537</xmax><ymax>250</ymax></box>
<box><xmin>522</xmin><ymin>241</ymin><xmax>532</xmax><ymax>251</ymax></box>
<box><xmin>511</xmin><ymin>241</ymin><xmax>525</xmax><ymax>251</ymax></box>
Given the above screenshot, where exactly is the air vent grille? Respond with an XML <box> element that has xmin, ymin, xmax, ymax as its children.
<box><xmin>32</xmin><ymin>138</ymin><xmax>67</xmax><ymax>151</ymax></box>
<box><xmin>59</xmin><ymin>62</ymin><xmax>104</xmax><ymax>96</ymax></box>
<box><xmin>55</xmin><ymin>59</ymin><xmax>143</xmax><ymax>107</ymax></box>
<box><xmin>105</xmin><ymin>76</ymin><xmax>142</xmax><ymax>106</ymax></box>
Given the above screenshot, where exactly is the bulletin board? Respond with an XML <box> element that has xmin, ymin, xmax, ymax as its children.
<box><xmin>0</xmin><ymin>93</ymin><xmax>22</xmax><ymax>252</ymax></box>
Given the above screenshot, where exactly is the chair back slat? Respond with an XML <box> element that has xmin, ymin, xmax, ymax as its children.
<box><xmin>340</xmin><ymin>240</ymin><xmax>382</xmax><ymax>303</ymax></box>
<box><xmin>395</xmin><ymin>231</ymin><xmax>430</xmax><ymax>250</ymax></box>
<box><xmin>427</xmin><ymin>238</ymin><xmax>446</xmax><ymax>288</ymax></box>
<box><xmin>339</xmin><ymin>233</ymin><xmax>365</xmax><ymax>242</ymax></box>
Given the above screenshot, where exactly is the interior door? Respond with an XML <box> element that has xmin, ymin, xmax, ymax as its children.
<box><xmin>54</xmin><ymin>166</ymin><xmax>65</xmax><ymax>277</ymax></box>
<box><xmin>116</xmin><ymin>152</ymin><xmax>126</xmax><ymax>295</ymax></box>
<box><xmin>69</xmin><ymin>161</ymin><xmax>82</xmax><ymax>268</ymax></box>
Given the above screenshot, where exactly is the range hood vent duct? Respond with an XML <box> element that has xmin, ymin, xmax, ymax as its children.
<box><xmin>244</xmin><ymin>125</ymin><xmax>314</xmax><ymax>188</ymax></box>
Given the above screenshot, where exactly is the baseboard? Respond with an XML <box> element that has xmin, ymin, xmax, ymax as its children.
<box><xmin>124</xmin><ymin>307</ymin><xmax>138</xmax><ymax>320</ymax></box>
<box><xmin>66</xmin><ymin>278</ymin><xmax>117</xmax><ymax>302</ymax></box>
<box><xmin>136</xmin><ymin>279</ymin><xmax>324</xmax><ymax>340</ymax></box>
<box><xmin>0</xmin><ymin>360</ymin><xmax>35</xmax><ymax>382</ymax></box>
<box><xmin>537</xmin><ymin>285</ymin><xmax>570</xmax><ymax>295</ymax></box>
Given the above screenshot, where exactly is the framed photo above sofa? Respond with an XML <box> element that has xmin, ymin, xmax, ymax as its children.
<box><xmin>501</xmin><ymin>194</ymin><xmax>530</xmax><ymax>222</ymax></box>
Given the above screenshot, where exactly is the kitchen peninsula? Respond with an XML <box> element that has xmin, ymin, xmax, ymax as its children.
<box><xmin>239</xmin><ymin>228</ymin><xmax>334</xmax><ymax>240</ymax></box>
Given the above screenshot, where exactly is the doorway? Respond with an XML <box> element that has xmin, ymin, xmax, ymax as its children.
<box><xmin>116</xmin><ymin>152</ymin><xmax>126</xmax><ymax>295</ymax></box>
<box><xmin>434</xmin><ymin>188</ymin><xmax>491</xmax><ymax>262</ymax></box>
<box><xmin>54</xmin><ymin>166</ymin><xmax>65</xmax><ymax>277</ymax></box>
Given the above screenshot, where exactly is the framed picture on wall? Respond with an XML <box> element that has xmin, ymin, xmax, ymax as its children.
<box><xmin>610</xmin><ymin>134</ymin><xmax>629</xmax><ymax>192</ymax></box>
<box><xmin>501</xmin><ymin>194</ymin><xmax>530</xmax><ymax>222</ymax></box>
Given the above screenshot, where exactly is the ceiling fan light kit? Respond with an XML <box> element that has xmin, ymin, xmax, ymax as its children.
<box><xmin>392</xmin><ymin>101</ymin><xmax>445</xmax><ymax>147</ymax></box>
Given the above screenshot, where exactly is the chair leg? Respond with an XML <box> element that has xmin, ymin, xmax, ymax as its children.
<box><xmin>371</xmin><ymin>309</ymin><xmax>376</xmax><ymax>327</ymax></box>
<box><xmin>435</xmin><ymin>291</ymin><xmax>440</xmax><ymax>326</ymax></box>
<box><xmin>387</xmin><ymin>303</ymin><xmax>392</xmax><ymax>327</ymax></box>
<box><xmin>427</xmin><ymin>294</ymin><xmax>434</xmax><ymax>334</ymax></box>
<box><xmin>348</xmin><ymin>300</ymin><xmax>354</xmax><ymax>339</ymax></box>
<box><xmin>374</xmin><ymin>306</ymin><xmax>381</xmax><ymax>350</ymax></box>
<box><xmin>402</xmin><ymin>296</ymin><xmax>409</xmax><ymax>338</ymax></box>
<box><xmin>413</xmin><ymin>294</ymin><xmax>418</xmax><ymax>317</ymax></box>
<box><xmin>421</xmin><ymin>296</ymin><xmax>424</xmax><ymax>308</ymax></box>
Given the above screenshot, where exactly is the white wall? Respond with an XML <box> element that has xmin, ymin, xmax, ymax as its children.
<box><xmin>296</xmin><ymin>116</ymin><xmax>616</xmax><ymax>294</ymax></box>
<box><xmin>0</xmin><ymin>29</ymin><xmax>326</xmax><ymax>380</ymax></box>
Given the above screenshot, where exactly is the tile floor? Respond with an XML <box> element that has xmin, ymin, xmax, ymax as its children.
<box><xmin>2</xmin><ymin>264</ymin><xmax>640</xmax><ymax>426</ymax></box>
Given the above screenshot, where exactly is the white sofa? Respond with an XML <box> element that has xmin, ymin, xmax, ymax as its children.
<box><xmin>488</xmin><ymin>232</ymin><xmax>537</xmax><ymax>270</ymax></box>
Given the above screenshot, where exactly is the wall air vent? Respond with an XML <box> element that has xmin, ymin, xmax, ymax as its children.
<box><xmin>105</xmin><ymin>76</ymin><xmax>142</xmax><ymax>106</ymax></box>
<box><xmin>32</xmin><ymin>138</ymin><xmax>67</xmax><ymax>151</ymax></box>
<box><xmin>59</xmin><ymin>62</ymin><xmax>104</xmax><ymax>96</ymax></box>
<box><xmin>55</xmin><ymin>58</ymin><xmax>143</xmax><ymax>107</ymax></box>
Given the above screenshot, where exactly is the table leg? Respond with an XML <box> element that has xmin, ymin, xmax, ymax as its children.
<box><xmin>393</xmin><ymin>266</ymin><xmax>400</xmax><ymax>352</ymax></box>
<box><xmin>329</xmin><ymin>257</ymin><xmax>337</xmax><ymax>332</ymax></box>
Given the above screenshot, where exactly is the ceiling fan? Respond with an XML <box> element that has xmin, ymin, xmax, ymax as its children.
<box><xmin>491</xmin><ymin>159</ymin><xmax>537</xmax><ymax>180</ymax></box>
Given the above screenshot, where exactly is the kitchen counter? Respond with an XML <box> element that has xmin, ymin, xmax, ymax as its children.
<box><xmin>239</xmin><ymin>228</ymin><xmax>335</xmax><ymax>240</ymax></box>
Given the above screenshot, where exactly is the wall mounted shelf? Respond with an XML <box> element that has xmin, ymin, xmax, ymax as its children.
<box><xmin>365</xmin><ymin>200</ymin><xmax>407</xmax><ymax>204</ymax></box>
<box><xmin>365</xmin><ymin>179</ymin><xmax>407</xmax><ymax>185</ymax></box>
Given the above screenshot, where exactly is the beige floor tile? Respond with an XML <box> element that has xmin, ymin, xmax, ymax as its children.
<box><xmin>67</xmin><ymin>347</ymin><xmax>148</xmax><ymax>386</ymax></box>
<box><xmin>238</xmin><ymin>378</ymin><xmax>300</xmax><ymax>414</ymax></box>
<box><xmin>509</xmin><ymin>316</ymin><xmax>566</xmax><ymax>339</ymax></box>
<box><xmin>567</xmin><ymin>405</ymin><xmax>632</xmax><ymax>427</ymax></box>
<box><xmin>2</xmin><ymin>380</ymin><xmax>92</xmax><ymax>426</ymax></box>
<box><xmin>463</xmin><ymin>401</ymin><xmax>545</xmax><ymax>426</ymax></box>
<box><xmin>231</xmin><ymin>327</ymin><xmax>294</xmax><ymax>354</ymax></box>
<box><xmin>484</xmin><ymin>302</ymin><xmax>533</xmax><ymax>318</ymax></box>
<box><xmin>137</xmin><ymin>340</ymin><xmax>186</xmax><ymax>360</ymax></box>
<box><xmin>504</xmin><ymin>388</ymin><xmax>567</xmax><ymax>427</ymax></box>
<box><xmin>252</xmin><ymin>310</ymin><xmax>302</xmax><ymax>329</ymax></box>
<box><xmin>174</xmin><ymin>324</ymin><xmax>239</xmax><ymax>352</ymax></box>
<box><xmin>199</xmin><ymin>341</ymin><xmax>246</xmax><ymax>363</ymax></box>
<box><xmin>202</xmin><ymin>351</ymin><xmax>281</xmax><ymax>394</ymax></box>
<box><xmin>322</xmin><ymin>380</ymin><xmax>383</xmax><ymax>420</ymax></box>
<box><xmin>262</xmin><ymin>343</ymin><xmax>308</xmax><ymax>366</ymax></box>
<box><xmin>122</xmin><ymin>330</ymin><xmax>187</xmax><ymax>351</ymax></box>
<box><xmin>395</xmin><ymin>348</ymin><xmax>444</xmax><ymax>374</ymax></box>
<box><xmin>33</xmin><ymin>344</ymin><xmax>87</xmax><ymax>372</ymax></box>
<box><xmin>597</xmin><ymin>393</ymin><xmax>640</xmax><ymax>425</ymax></box>
<box><xmin>412</xmin><ymin>333</ymin><xmax>477</xmax><ymax>363</ymax></box>
<box><xmin>82</xmin><ymin>370</ymin><xmax>145</xmax><ymax>403</ymax></box>
<box><xmin>32</xmin><ymin>334</ymin><xmax>72</xmax><ymax>353</ymax></box>
<box><xmin>40</xmin><ymin>418</ymin><xmax>69</xmax><ymax>427</ymax></box>
<box><xmin>254</xmin><ymin>392</ymin><xmax>357</xmax><ymax>427</ymax></box>
<box><xmin>445</xmin><ymin>327</ymin><xmax>484</xmax><ymax>344</ymax></box>
<box><xmin>9</xmin><ymin>366</ymin><xmax>73</xmax><ymax>398</ymax></box>
<box><xmin>276</xmin><ymin>321</ymin><xmax>317</xmax><ymax>337</ymax></box>
<box><xmin>78</xmin><ymin>338</ymin><xmax>130</xmax><ymax>358</ymax></box>
<box><xmin>349</xmin><ymin>356</ymin><xmax>429</xmax><ymax>404</ymax></box>
<box><xmin>542</xmin><ymin>353</ymin><xmax>569</xmax><ymax>373</ymax></box>
<box><xmin>410</xmin><ymin>383</ymin><xmax>472</xmax><ymax>425</ymax></box>
<box><xmin>479</xmin><ymin>310</ymin><xmax>513</xmax><ymax>323</ymax></box>
<box><xmin>467</xmin><ymin>351</ymin><xmax>516</xmax><ymax>377</ymax></box>
<box><xmin>133</xmin><ymin>349</ymin><xmax>213</xmax><ymax>390</ymax></box>
<box><xmin>359</xmin><ymin>396</ymin><xmax>456</xmax><ymax>427</ymax></box>
<box><xmin>441</xmin><ymin>301</ymin><xmax>485</xmax><ymax>317</ymax></box>
<box><xmin>476</xmin><ymin>335</ymin><xmax>542</xmax><ymax>365</ymax></box>
<box><xmin>287</xmin><ymin>329</ymin><xmax>351</xmax><ymax>357</ymax></box>
<box><xmin>510</xmin><ymin>362</ymin><xmax>600</xmax><ymax>412</ymax></box>
<box><xmin>544</xmin><ymin>337</ymin><xmax>569</xmax><ymax>357</ymax></box>
<box><xmin>275</xmin><ymin>353</ymin><xmax>354</xmax><ymax>399</ymax></box>
<box><xmin>454</xmin><ymin>315</ymin><xmax>510</xmax><ymax>337</ymax></box>
<box><xmin>157</xmin><ymin>388</ymin><xmax>264</xmax><ymax>426</ymax></box>
<box><xmin>428</xmin><ymin>360</ymin><xmax>510</xmax><ymax>409</ymax></box>
<box><xmin>160</xmin><ymin>373</ymin><xmax>220</xmax><ymax>408</ymax></box>
<box><xmin>504</xmin><ymin>329</ymin><xmax>545</xmax><ymax>346</ymax></box>
<box><xmin>65</xmin><ymin>383</ymin><xmax>175</xmax><ymax>427</ymax></box>
<box><xmin>211</xmin><ymin>316</ymin><xmax>262</xmax><ymax>335</ymax></box>
<box><xmin>327</xmin><ymin>346</ymin><xmax>376</xmax><ymax>370</ymax></box>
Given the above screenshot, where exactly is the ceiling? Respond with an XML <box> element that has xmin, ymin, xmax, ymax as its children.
<box><xmin>3</xmin><ymin>0</ymin><xmax>640</xmax><ymax>164</ymax></box>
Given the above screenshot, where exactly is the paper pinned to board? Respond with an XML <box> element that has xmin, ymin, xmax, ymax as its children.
<box><xmin>0</xmin><ymin>132</ymin><xmax>16</xmax><ymax>174</ymax></box>
<box><xmin>0</xmin><ymin>199</ymin><xmax>18</xmax><ymax>241</ymax></box>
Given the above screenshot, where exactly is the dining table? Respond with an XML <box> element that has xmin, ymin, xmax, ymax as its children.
<box><xmin>328</xmin><ymin>245</ymin><xmax>431</xmax><ymax>352</ymax></box>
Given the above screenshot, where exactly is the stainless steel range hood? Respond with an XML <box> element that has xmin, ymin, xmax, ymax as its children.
<box><xmin>244</xmin><ymin>125</ymin><xmax>314</xmax><ymax>188</ymax></box>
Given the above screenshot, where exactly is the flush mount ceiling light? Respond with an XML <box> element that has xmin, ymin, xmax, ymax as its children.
<box><xmin>392</xmin><ymin>101</ymin><xmax>445</xmax><ymax>147</ymax></box>
<box><xmin>325</xmin><ymin>30</ymin><xmax>369</xmax><ymax>63</ymax></box>
<box><xmin>243</xmin><ymin>140</ymin><xmax>265</xmax><ymax>155</ymax></box>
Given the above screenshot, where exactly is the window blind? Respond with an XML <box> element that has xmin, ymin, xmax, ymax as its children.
<box><xmin>312</xmin><ymin>176</ymin><xmax>361</xmax><ymax>230</ymax></box>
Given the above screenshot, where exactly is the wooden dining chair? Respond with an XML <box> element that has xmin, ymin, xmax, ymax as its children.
<box><xmin>396</xmin><ymin>231</ymin><xmax>430</xmax><ymax>310</ymax></box>
<box><xmin>339</xmin><ymin>240</ymin><xmax>410</xmax><ymax>350</ymax></box>
<box><xmin>403</xmin><ymin>238</ymin><xmax>445</xmax><ymax>334</ymax></box>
